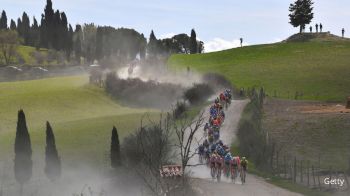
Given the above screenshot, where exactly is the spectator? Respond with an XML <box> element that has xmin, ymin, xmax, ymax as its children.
<box><xmin>342</xmin><ymin>28</ymin><xmax>345</xmax><ymax>38</ymax></box>
<box><xmin>320</xmin><ymin>23</ymin><xmax>323</xmax><ymax>32</ymax></box>
<box><xmin>309</xmin><ymin>26</ymin><xmax>312</xmax><ymax>33</ymax></box>
<box><xmin>240</xmin><ymin>38</ymin><xmax>243</xmax><ymax>47</ymax></box>
<box><xmin>315</xmin><ymin>24</ymin><xmax>319</xmax><ymax>33</ymax></box>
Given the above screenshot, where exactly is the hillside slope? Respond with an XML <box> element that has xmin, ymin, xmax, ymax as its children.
<box><xmin>168</xmin><ymin>35</ymin><xmax>350</xmax><ymax>101</ymax></box>
<box><xmin>0</xmin><ymin>75</ymin><xmax>158</xmax><ymax>166</ymax></box>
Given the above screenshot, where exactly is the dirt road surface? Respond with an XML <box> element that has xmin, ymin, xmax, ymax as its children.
<box><xmin>187</xmin><ymin>99</ymin><xmax>302</xmax><ymax>196</ymax></box>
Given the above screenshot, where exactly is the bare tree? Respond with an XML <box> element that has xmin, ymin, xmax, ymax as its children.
<box><xmin>0</xmin><ymin>30</ymin><xmax>19</xmax><ymax>66</ymax></box>
<box><xmin>173</xmin><ymin>111</ymin><xmax>205</xmax><ymax>175</ymax></box>
<box><xmin>123</xmin><ymin>113</ymin><xmax>178</xmax><ymax>196</ymax></box>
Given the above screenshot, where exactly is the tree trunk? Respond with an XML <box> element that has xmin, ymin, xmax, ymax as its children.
<box><xmin>300</xmin><ymin>26</ymin><xmax>303</xmax><ymax>34</ymax></box>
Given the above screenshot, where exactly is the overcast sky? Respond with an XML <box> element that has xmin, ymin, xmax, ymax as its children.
<box><xmin>2</xmin><ymin>0</ymin><xmax>349</xmax><ymax>52</ymax></box>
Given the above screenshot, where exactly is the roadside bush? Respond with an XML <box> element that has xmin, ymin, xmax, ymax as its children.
<box><xmin>202</xmin><ymin>73</ymin><xmax>232</xmax><ymax>89</ymax></box>
<box><xmin>184</xmin><ymin>83</ymin><xmax>213</xmax><ymax>105</ymax></box>
<box><xmin>237</xmin><ymin>88</ymin><xmax>273</xmax><ymax>170</ymax></box>
<box><xmin>31</xmin><ymin>51</ymin><xmax>45</xmax><ymax>64</ymax></box>
<box><xmin>173</xmin><ymin>101</ymin><xmax>187</xmax><ymax>119</ymax></box>
<box><xmin>105</xmin><ymin>72</ymin><xmax>184</xmax><ymax>109</ymax></box>
<box><xmin>16</xmin><ymin>53</ymin><xmax>25</xmax><ymax>64</ymax></box>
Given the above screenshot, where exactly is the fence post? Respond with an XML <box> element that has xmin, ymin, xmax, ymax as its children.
<box><xmin>329</xmin><ymin>166</ymin><xmax>332</xmax><ymax>189</ymax></box>
<box><xmin>284</xmin><ymin>156</ymin><xmax>287</xmax><ymax>179</ymax></box>
<box><xmin>318</xmin><ymin>155</ymin><xmax>321</xmax><ymax>189</ymax></box>
<box><xmin>307</xmin><ymin>161</ymin><xmax>310</xmax><ymax>187</ymax></box>
<box><xmin>270</xmin><ymin>143</ymin><xmax>275</xmax><ymax>174</ymax></box>
<box><xmin>293</xmin><ymin>157</ymin><xmax>297</xmax><ymax>183</ymax></box>
<box><xmin>300</xmin><ymin>160</ymin><xmax>303</xmax><ymax>183</ymax></box>
<box><xmin>312</xmin><ymin>165</ymin><xmax>316</xmax><ymax>187</ymax></box>
<box><xmin>276</xmin><ymin>151</ymin><xmax>279</xmax><ymax>176</ymax></box>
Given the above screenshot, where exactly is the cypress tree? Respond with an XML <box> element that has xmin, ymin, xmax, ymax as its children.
<box><xmin>17</xmin><ymin>18</ymin><xmax>22</xmax><ymax>36</ymax></box>
<box><xmin>44</xmin><ymin>0</ymin><xmax>55</xmax><ymax>48</ymax></box>
<box><xmin>21</xmin><ymin>12</ymin><xmax>30</xmax><ymax>45</ymax></box>
<box><xmin>111</xmin><ymin>126</ymin><xmax>121</xmax><ymax>168</ymax></box>
<box><xmin>14</xmin><ymin>109</ymin><xmax>32</xmax><ymax>190</ymax></box>
<box><xmin>44</xmin><ymin>121</ymin><xmax>61</xmax><ymax>181</ymax></box>
<box><xmin>95</xmin><ymin>27</ymin><xmax>104</xmax><ymax>60</ymax></box>
<box><xmin>52</xmin><ymin>10</ymin><xmax>61</xmax><ymax>50</ymax></box>
<box><xmin>74</xmin><ymin>35</ymin><xmax>82</xmax><ymax>62</ymax></box>
<box><xmin>190</xmin><ymin>29</ymin><xmax>198</xmax><ymax>54</ymax></box>
<box><xmin>30</xmin><ymin>17</ymin><xmax>40</xmax><ymax>47</ymax></box>
<box><xmin>0</xmin><ymin>10</ymin><xmax>8</xmax><ymax>29</ymax></box>
<box><xmin>10</xmin><ymin>19</ymin><xmax>16</xmax><ymax>30</ymax></box>
<box><xmin>40</xmin><ymin>14</ymin><xmax>48</xmax><ymax>48</ymax></box>
<box><xmin>66</xmin><ymin>24</ymin><xmax>74</xmax><ymax>60</ymax></box>
<box><xmin>147</xmin><ymin>30</ymin><xmax>158</xmax><ymax>57</ymax></box>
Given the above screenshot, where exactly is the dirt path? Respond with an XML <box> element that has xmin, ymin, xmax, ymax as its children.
<box><xmin>187</xmin><ymin>99</ymin><xmax>302</xmax><ymax>196</ymax></box>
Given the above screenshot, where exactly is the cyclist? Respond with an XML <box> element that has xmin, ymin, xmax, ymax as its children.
<box><xmin>240</xmin><ymin>157</ymin><xmax>248</xmax><ymax>184</ymax></box>
<box><xmin>224</xmin><ymin>152</ymin><xmax>233</xmax><ymax>177</ymax></box>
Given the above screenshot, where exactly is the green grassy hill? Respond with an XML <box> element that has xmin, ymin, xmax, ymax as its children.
<box><xmin>168</xmin><ymin>34</ymin><xmax>350</xmax><ymax>101</ymax></box>
<box><xmin>0</xmin><ymin>75</ymin><xmax>158</xmax><ymax>167</ymax></box>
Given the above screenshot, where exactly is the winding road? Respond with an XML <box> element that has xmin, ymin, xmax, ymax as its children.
<box><xmin>187</xmin><ymin>99</ymin><xmax>302</xmax><ymax>196</ymax></box>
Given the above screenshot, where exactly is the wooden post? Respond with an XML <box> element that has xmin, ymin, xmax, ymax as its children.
<box><xmin>290</xmin><ymin>162</ymin><xmax>293</xmax><ymax>181</ymax></box>
<box><xmin>318</xmin><ymin>155</ymin><xmax>321</xmax><ymax>189</ymax></box>
<box><xmin>276</xmin><ymin>151</ymin><xmax>279</xmax><ymax>176</ymax></box>
<box><xmin>270</xmin><ymin>143</ymin><xmax>275</xmax><ymax>174</ymax></box>
<box><xmin>312</xmin><ymin>165</ymin><xmax>316</xmax><ymax>187</ymax></box>
<box><xmin>300</xmin><ymin>160</ymin><xmax>303</xmax><ymax>183</ymax></box>
<box><xmin>307</xmin><ymin>161</ymin><xmax>310</xmax><ymax>187</ymax></box>
<box><xmin>284</xmin><ymin>156</ymin><xmax>287</xmax><ymax>178</ymax></box>
<box><xmin>293</xmin><ymin>157</ymin><xmax>297</xmax><ymax>183</ymax></box>
<box><xmin>329</xmin><ymin>166</ymin><xmax>332</xmax><ymax>189</ymax></box>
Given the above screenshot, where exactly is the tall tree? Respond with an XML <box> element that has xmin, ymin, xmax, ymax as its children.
<box><xmin>0</xmin><ymin>10</ymin><xmax>8</xmax><ymax>29</ymax></box>
<box><xmin>44</xmin><ymin>121</ymin><xmax>61</xmax><ymax>181</ymax></box>
<box><xmin>95</xmin><ymin>27</ymin><xmax>104</xmax><ymax>60</ymax></box>
<box><xmin>44</xmin><ymin>0</ymin><xmax>54</xmax><ymax>48</ymax></box>
<box><xmin>16</xmin><ymin>18</ymin><xmax>22</xmax><ymax>37</ymax></box>
<box><xmin>190</xmin><ymin>29</ymin><xmax>198</xmax><ymax>54</ymax></box>
<box><xmin>147</xmin><ymin>30</ymin><xmax>158</xmax><ymax>57</ymax></box>
<box><xmin>40</xmin><ymin>14</ymin><xmax>48</xmax><ymax>48</ymax></box>
<box><xmin>111</xmin><ymin>126</ymin><xmax>121</xmax><ymax>168</ymax></box>
<box><xmin>30</xmin><ymin>17</ymin><xmax>40</xmax><ymax>47</ymax></box>
<box><xmin>289</xmin><ymin>0</ymin><xmax>314</xmax><ymax>33</ymax></box>
<box><xmin>10</xmin><ymin>19</ymin><xmax>16</xmax><ymax>30</ymax></box>
<box><xmin>66</xmin><ymin>24</ymin><xmax>73</xmax><ymax>60</ymax></box>
<box><xmin>52</xmin><ymin>10</ymin><xmax>61</xmax><ymax>50</ymax></box>
<box><xmin>14</xmin><ymin>109</ymin><xmax>32</xmax><ymax>191</ymax></box>
<box><xmin>21</xmin><ymin>12</ymin><xmax>30</xmax><ymax>45</ymax></box>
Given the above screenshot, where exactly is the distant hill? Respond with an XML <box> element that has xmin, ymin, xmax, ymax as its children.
<box><xmin>168</xmin><ymin>35</ymin><xmax>350</xmax><ymax>101</ymax></box>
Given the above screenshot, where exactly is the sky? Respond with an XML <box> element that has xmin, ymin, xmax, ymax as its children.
<box><xmin>2</xmin><ymin>0</ymin><xmax>350</xmax><ymax>52</ymax></box>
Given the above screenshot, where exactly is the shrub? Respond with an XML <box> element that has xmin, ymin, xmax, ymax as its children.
<box><xmin>183</xmin><ymin>83</ymin><xmax>213</xmax><ymax>105</ymax></box>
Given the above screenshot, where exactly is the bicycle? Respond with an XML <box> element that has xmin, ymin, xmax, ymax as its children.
<box><xmin>240</xmin><ymin>167</ymin><xmax>246</xmax><ymax>184</ymax></box>
<box><xmin>231</xmin><ymin>165</ymin><xmax>238</xmax><ymax>183</ymax></box>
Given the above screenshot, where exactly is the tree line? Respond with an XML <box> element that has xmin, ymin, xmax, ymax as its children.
<box><xmin>12</xmin><ymin>109</ymin><xmax>122</xmax><ymax>194</ymax></box>
<box><xmin>0</xmin><ymin>0</ymin><xmax>203</xmax><ymax>66</ymax></box>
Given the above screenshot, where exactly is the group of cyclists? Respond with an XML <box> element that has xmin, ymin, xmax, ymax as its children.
<box><xmin>198</xmin><ymin>89</ymin><xmax>248</xmax><ymax>184</ymax></box>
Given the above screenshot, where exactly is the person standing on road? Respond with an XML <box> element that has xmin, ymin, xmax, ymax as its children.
<box><xmin>320</xmin><ymin>23</ymin><xmax>323</xmax><ymax>32</ymax></box>
<box><xmin>342</xmin><ymin>28</ymin><xmax>345</xmax><ymax>38</ymax></box>
<box><xmin>315</xmin><ymin>23</ymin><xmax>319</xmax><ymax>33</ymax></box>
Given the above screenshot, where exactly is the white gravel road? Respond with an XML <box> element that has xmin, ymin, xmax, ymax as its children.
<box><xmin>187</xmin><ymin>99</ymin><xmax>302</xmax><ymax>196</ymax></box>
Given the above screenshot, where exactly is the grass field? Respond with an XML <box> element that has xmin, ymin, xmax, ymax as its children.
<box><xmin>0</xmin><ymin>75</ymin><xmax>159</xmax><ymax>167</ymax></box>
<box><xmin>168</xmin><ymin>36</ymin><xmax>350</xmax><ymax>101</ymax></box>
